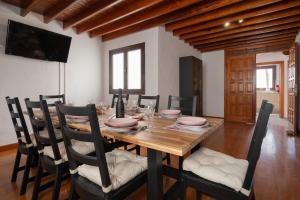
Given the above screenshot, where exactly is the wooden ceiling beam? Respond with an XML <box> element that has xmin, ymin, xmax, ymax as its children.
<box><xmin>187</xmin><ymin>15</ymin><xmax>300</xmax><ymax>43</ymax></box>
<box><xmin>181</xmin><ymin>7</ymin><xmax>300</xmax><ymax>40</ymax></box>
<box><xmin>63</xmin><ymin>0</ymin><xmax>121</xmax><ymax>29</ymax></box>
<box><xmin>76</xmin><ymin>0</ymin><xmax>164</xmax><ymax>34</ymax></box>
<box><xmin>190</xmin><ymin>22</ymin><xmax>300</xmax><ymax>46</ymax></box>
<box><xmin>174</xmin><ymin>0</ymin><xmax>300</xmax><ymax>36</ymax></box>
<box><xmin>165</xmin><ymin>0</ymin><xmax>282</xmax><ymax>31</ymax></box>
<box><xmin>100</xmin><ymin>0</ymin><xmax>244</xmax><ymax>41</ymax></box>
<box><xmin>44</xmin><ymin>0</ymin><xmax>77</xmax><ymax>24</ymax></box>
<box><xmin>20</xmin><ymin>0</ymin><xmax>41</xmax><ymax>17</ymax></box>
<box><xmin>200</xmin><ymin>40</ymin><xmax>294</xmax><ymax>52</ymax></box>
<box><xmin>196</xmin><ymin>32</ymin><xmax>298</xmax><ymax>49</ymax></box>
<box><xmin>89</xmin><ymin>0</ymin><xmax>199</xmax><ymax>38</ymax></box>
<box><xmin>198</xmin><ymin>37</ymin><xmax>296</xmax><ymax>52</ymax></box>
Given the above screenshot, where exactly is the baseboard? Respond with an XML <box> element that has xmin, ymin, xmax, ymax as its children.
<box><xmin>0</xmin><ymin>143</ymin><xmax>17</xmax><ymax>152</ymax></box>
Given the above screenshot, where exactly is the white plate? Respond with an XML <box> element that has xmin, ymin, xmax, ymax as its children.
<box><xmin>175</xmin><ymin>123</ymin><xmax>209</xmax><ymax>132</ymax></box>
<box><xmin>107</xmin><ymin>125</ymin><xmax>139</xmax><ymax>133</ymax></box>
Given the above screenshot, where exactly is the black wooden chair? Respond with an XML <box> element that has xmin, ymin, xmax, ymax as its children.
<box><xmin>55</xmin><ymin>102</ymin><xmax>148</xmax><ymax>200</ymax></box>
<box><xmin>137</xmin><ymin>95</ymin><xmax>160</xmax><ymax>112</ymax></box>
<box><xmin>5</xmin><ymin>96</ymin><xmax>39</xmax><ymax>195</ymax></box>
<box><xmin>25</xmin><ymin>98</ymin><xmax>71</xmax><ymax>200</ymax></box>
<box><xmin>179</xmin><ymin>100</ymin><xmax>273</xmax><ymax>200</ymax></box>
<box><xmin>168</xmin><ymin>95</ymin><xmax>197</xmax><ymax>116</ymax></box>
<box><xmin>111</xmin><ymin>94</ymin><xmax>129</xmax><ymax>108</ymax></box>
<box><xmin>39</xmin><ymin>94</ymin><xmax>66</xmax><ymax>106</ymax></box>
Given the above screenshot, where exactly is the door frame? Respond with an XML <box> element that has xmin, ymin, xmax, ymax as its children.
<box><xmin>256</xmin><ymin>61</ymin><xmax>285</xmax><ymax>118</ymax></box>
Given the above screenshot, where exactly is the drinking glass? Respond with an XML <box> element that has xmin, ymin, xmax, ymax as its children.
<box><xmin>145</xmin><ymin>104</ymin><xmax>155</xmax><ymax>131</ymax></box>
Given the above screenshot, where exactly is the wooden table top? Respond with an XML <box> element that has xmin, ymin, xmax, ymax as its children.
<box><xmin>52</xmin><ymin>115</ymin><xmax>223</xmax><ymax>156</ymax></box>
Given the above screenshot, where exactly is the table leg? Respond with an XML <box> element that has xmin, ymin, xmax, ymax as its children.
<box><xmin>147</xmin><ymin>148</ymin><xmax>163</xmax><ymax>200</ymax></box>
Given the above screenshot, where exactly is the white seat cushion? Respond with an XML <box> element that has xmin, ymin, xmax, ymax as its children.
<box><xmin>183</xmin><ymin>147</ymin><xmax>249</xmax><ymax>191</ymax></box>
<box><xmin>20</xmin><ymin>129</ymin><xmax>62</xmax><ymax>147</ymax></box>
<box><xmin>43</xmin><ymin>140</ymin><xmax>95</xmax><ymax>162</ymax></box>
<box><xmin>77</xmin><ymin>149</ymin><xmax>147</xmax><ymax>191</ymax></box>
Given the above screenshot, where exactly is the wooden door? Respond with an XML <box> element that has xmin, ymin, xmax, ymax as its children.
<box><xmin>287</xmin><ymin>43</ymin><xmax>298</xmax><ymax>134</ymax></box>
<box><xmin>225</xmin><ymin>53</ymin><xmax>256</xmax><ymax>123</ymax></box>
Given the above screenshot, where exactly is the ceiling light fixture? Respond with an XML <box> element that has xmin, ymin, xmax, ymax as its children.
<box><xmin>224</xmin><ymin>22</ymin><xmax>230</xmax><ymax>27</ymax></box>
<box><xmin>238</xmin><ymin>19</ymin><xmax>244</xmax><ymax>23</ymax></box>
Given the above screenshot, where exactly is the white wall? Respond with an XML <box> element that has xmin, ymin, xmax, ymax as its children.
<box><xmin>256</xmin><ymin>52</ymin><xmax>289</xmax><ymax>118</ymax></box>
<box><xmin>296</xmin><ymin>31</ymin><xmax>300</xmax><ymax>44</ymax></box>
<box><xmin>157</xmin><ymin>26</ymin><xmax>202</xmax><ymax>109</ymax></box>
<box><xmin>201</xmin><ymin>50</ymin><xmax>225</xmax><ymax>117</ymax></box>
<box><xmin>102</xmin><ymin>27</ymin><xmax>159</xmax><ymax>103</ymax></box>
<box><xmin>0</xmin><ymin>2</ymin><xmax>103</xmax><ymax>145</ymax></box>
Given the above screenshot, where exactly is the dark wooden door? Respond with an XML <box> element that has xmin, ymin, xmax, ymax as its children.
<box><xmin>225</xmin><ymin>53</ymin><xmax>256</xmax><ymax>123</ymax></box>
<box><xmin>287</xmin><ymin>43</ymin><xmax>298</xmax><ymax>134</ymax></box>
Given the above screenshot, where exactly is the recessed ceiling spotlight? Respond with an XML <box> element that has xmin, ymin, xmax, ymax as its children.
<box><xmin>238</xmin><ymin>19</ymin><xmax>244</xmax><ymax>23</ymax></box>
<box><xmin>224</xmin><ymin>22</ymin><xmax>230</xmax><ymax>27</ymax></box>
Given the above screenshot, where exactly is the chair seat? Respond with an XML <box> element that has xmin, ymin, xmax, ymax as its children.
<box><xmin>20</xmin><ymin>129</ymin><xmax>62</xmax><ymax>147</ymax></box>
<box><xmin>77</xmin><ymin>149</ymin><xmax>147</xmax><ymax>191</ymax></box>
<box><xmin>43</xmin><ymin>140</ymin><xmax>95</xmax><ymax>162</ymax></box>
<box><xmin>183</xmin><ymin>147</ymin><xmax>249</xmax><ymax>191</ymax></box>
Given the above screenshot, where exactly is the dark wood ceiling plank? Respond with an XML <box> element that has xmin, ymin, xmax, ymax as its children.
<box><xmin>174</xmin><ymin>0</ymin><xmax>300</xmax><ymax>36</ymax></box>
<box><xmin>20</xmin><ymin>0</ymin><xmax>42</xmax><ymax>16</ymax></box>
<box><xmin>187</xmin><ymin>15</ymin><xmax>300</xmax><ymax>43</ymax></box>
<box><xmin>63</xmin><ymin>0</ymin><xmax>121</xmax><ymax>29</ymax></box>
<box><xmin>44</xmin><ymin>0</ymin><xmax>77</xmax><ymax>24</ymax></box>
<box><xmin>89</xmin><ymin>0</ymin><xmax>199</xmax><ymax>38</ymax></box>
<box><xmin>165</xmin><ymin>0</ymin><xmax>283</xmax><ymax>31</ymax></box>
<box><xmin>190</xmin><ymin>21</ymin><xmax>300</xmax><ymax>46</ymax></box>
<box><xmin>76</xmin><ymin>0</ymin><xmax>164</xmax><ymax>34</ymax></box>
<box><xmin>199</xmin><ymin>37</ymin><xmax>296</xmax><ymax>52</ymax></box>
<box><xmin>199</xmin><ymin>40</ymin><xmax>294</xmax><ymax>52</ymax></box>
<box><xmin>181</xmin><ymin>7</ymin><xmax>300</xmax><ymax>40</ymax></box>
<box><xmin>100</xmin><ymin>0</ymin><xmax>244</xmax><ymax>41</ymax></box>
<box><xmin>196</xmin><ymin>32</ymin><xmax>298</xmax><ymax>49</ymax></box>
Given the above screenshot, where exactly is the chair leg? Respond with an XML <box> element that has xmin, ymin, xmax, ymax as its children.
<box><xmin>69</xmin><ymin>177</ymin><xmax>78</xmax><ymax>200</ymax></box>
<box><xmin>196</xmin><ymin>190</ymin><xmax>202</xmax><ymax>200</ymax></box>
<box><xmin>32</xmin><ymin>159</ymin><xmax>43</xmax><ymax>200</ymax></box>
<box><xmin>11</xmin><ymin>149</ymin><xmax>21</xmax><ymax>182</ymax></box>
<box><xmin>166</xmin><ymin>153</ymin><xmax>171</xmax><ymax>165</ymax></box>
<box><xmin>136</xmin><ymin>145</ymin><xmax>141</xmax><ymax>155</ymax></box>
<box><xmin>52</xmin><ymin>167</ymin><xmax>63</xmax><ymax>200</ymax></box>
<box><xmin>179</xmin><ymin>178</ymin><xmax>187</xmax><ymax>200</ymax></box>
<box><xmin>20</xmin><ymin>153</ymin><xmax>32</xmax><ymax>195</ymax></box>
<box><xmin>251</xmin><ymin>191</ymin><xmax>256</xmax><ymax>200</ymax></box>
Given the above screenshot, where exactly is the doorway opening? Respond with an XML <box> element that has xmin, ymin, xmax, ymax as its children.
<box><xmin>256</xmin><ymin>57</ymin><xmax>286</xmax><ymax>118</ymax></box>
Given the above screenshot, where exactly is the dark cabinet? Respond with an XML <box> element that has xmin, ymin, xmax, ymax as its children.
<box><xmin>179</xmin><ymin>56</ymin><xmax>203</xmax><ymax>116</ymax></box>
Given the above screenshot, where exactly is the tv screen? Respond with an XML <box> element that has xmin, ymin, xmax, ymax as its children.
<box><xmin>5</xmin><ymin>20</ymin><xmax>72</xmax><ymax>63</ymax></box>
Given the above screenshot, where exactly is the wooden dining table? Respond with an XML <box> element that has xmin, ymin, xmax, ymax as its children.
<box><xmin>50</xmin><ymin>112</ymin><xmax>224</xmax><ymax>200</ymax></box>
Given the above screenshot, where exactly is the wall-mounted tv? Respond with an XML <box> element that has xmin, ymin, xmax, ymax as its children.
<box><xmin>5</xmin><ymin>20</ymin><xmax>72</xmax><ymax>63</ymax></box>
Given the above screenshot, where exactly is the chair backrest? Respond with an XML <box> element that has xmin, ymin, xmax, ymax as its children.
<box><xmin>25</xmin><ymin>98</ymin><xmax>62</xmax><ymax>161</ymax></box>
<box><xmin>168</xmin><ymin>95</ymin><xmax>197</xmax><ymax>116</ymax></box>
<box><xmin>111</xmin><ymin>94</ymin><xmax>129</xmax><ymax>108</ymax></box>
<box><xmin>39</xmin><ymin>94</ymin><xmax>65</xmax><ymax>107</ymax></box>
<box><xmin>242</xmin><ymin>100</ymin><xmax>273</xmax><ymax>190</ymax></box>
<box><xmin>55</xmin><ymin>102</ymin><xmax>112</xmax><ymax>192</ymax></box>
<box><xmin>137</xmin><ymin>95</ymin><xmax>160</xmax><ymax>112</ymax></box>
<box><xmin>5</xmin><ymin>96</ymin><xmax>33</xmax><ymax>147</ymax></box>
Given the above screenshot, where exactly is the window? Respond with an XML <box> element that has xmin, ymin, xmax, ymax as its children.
<box><xmin>109</xmin><ymin>43</ymin><xmax>145</xmax><ymax>94</ymax></box>
<box><xmin>256</xmin><ymin>65</ymin><xmax>276</xmax><ymax>90</ymax></box>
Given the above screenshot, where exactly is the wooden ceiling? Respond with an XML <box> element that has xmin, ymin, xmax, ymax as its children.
<box><xmin>2</xmin><ymin>0</ymin><xmax>300</xmax><ymax>52</ymax></box>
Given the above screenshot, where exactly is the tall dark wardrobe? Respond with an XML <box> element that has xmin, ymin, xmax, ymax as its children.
<box><xmin>179</xmin><ymin>56</ymin><xmax>203</xmax><ymax>116</ymax></box>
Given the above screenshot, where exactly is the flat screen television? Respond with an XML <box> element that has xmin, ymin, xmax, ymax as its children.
<box><xmin>5</xmin><ymin>20</ymin><xmax>72</xmax><ymax>63</ymax></box>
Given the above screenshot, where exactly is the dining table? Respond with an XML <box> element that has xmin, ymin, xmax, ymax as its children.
<box><xmin>31</xmin><ymin>108</ymin><xmax>224</xmax><ymax>200</ymax></box>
